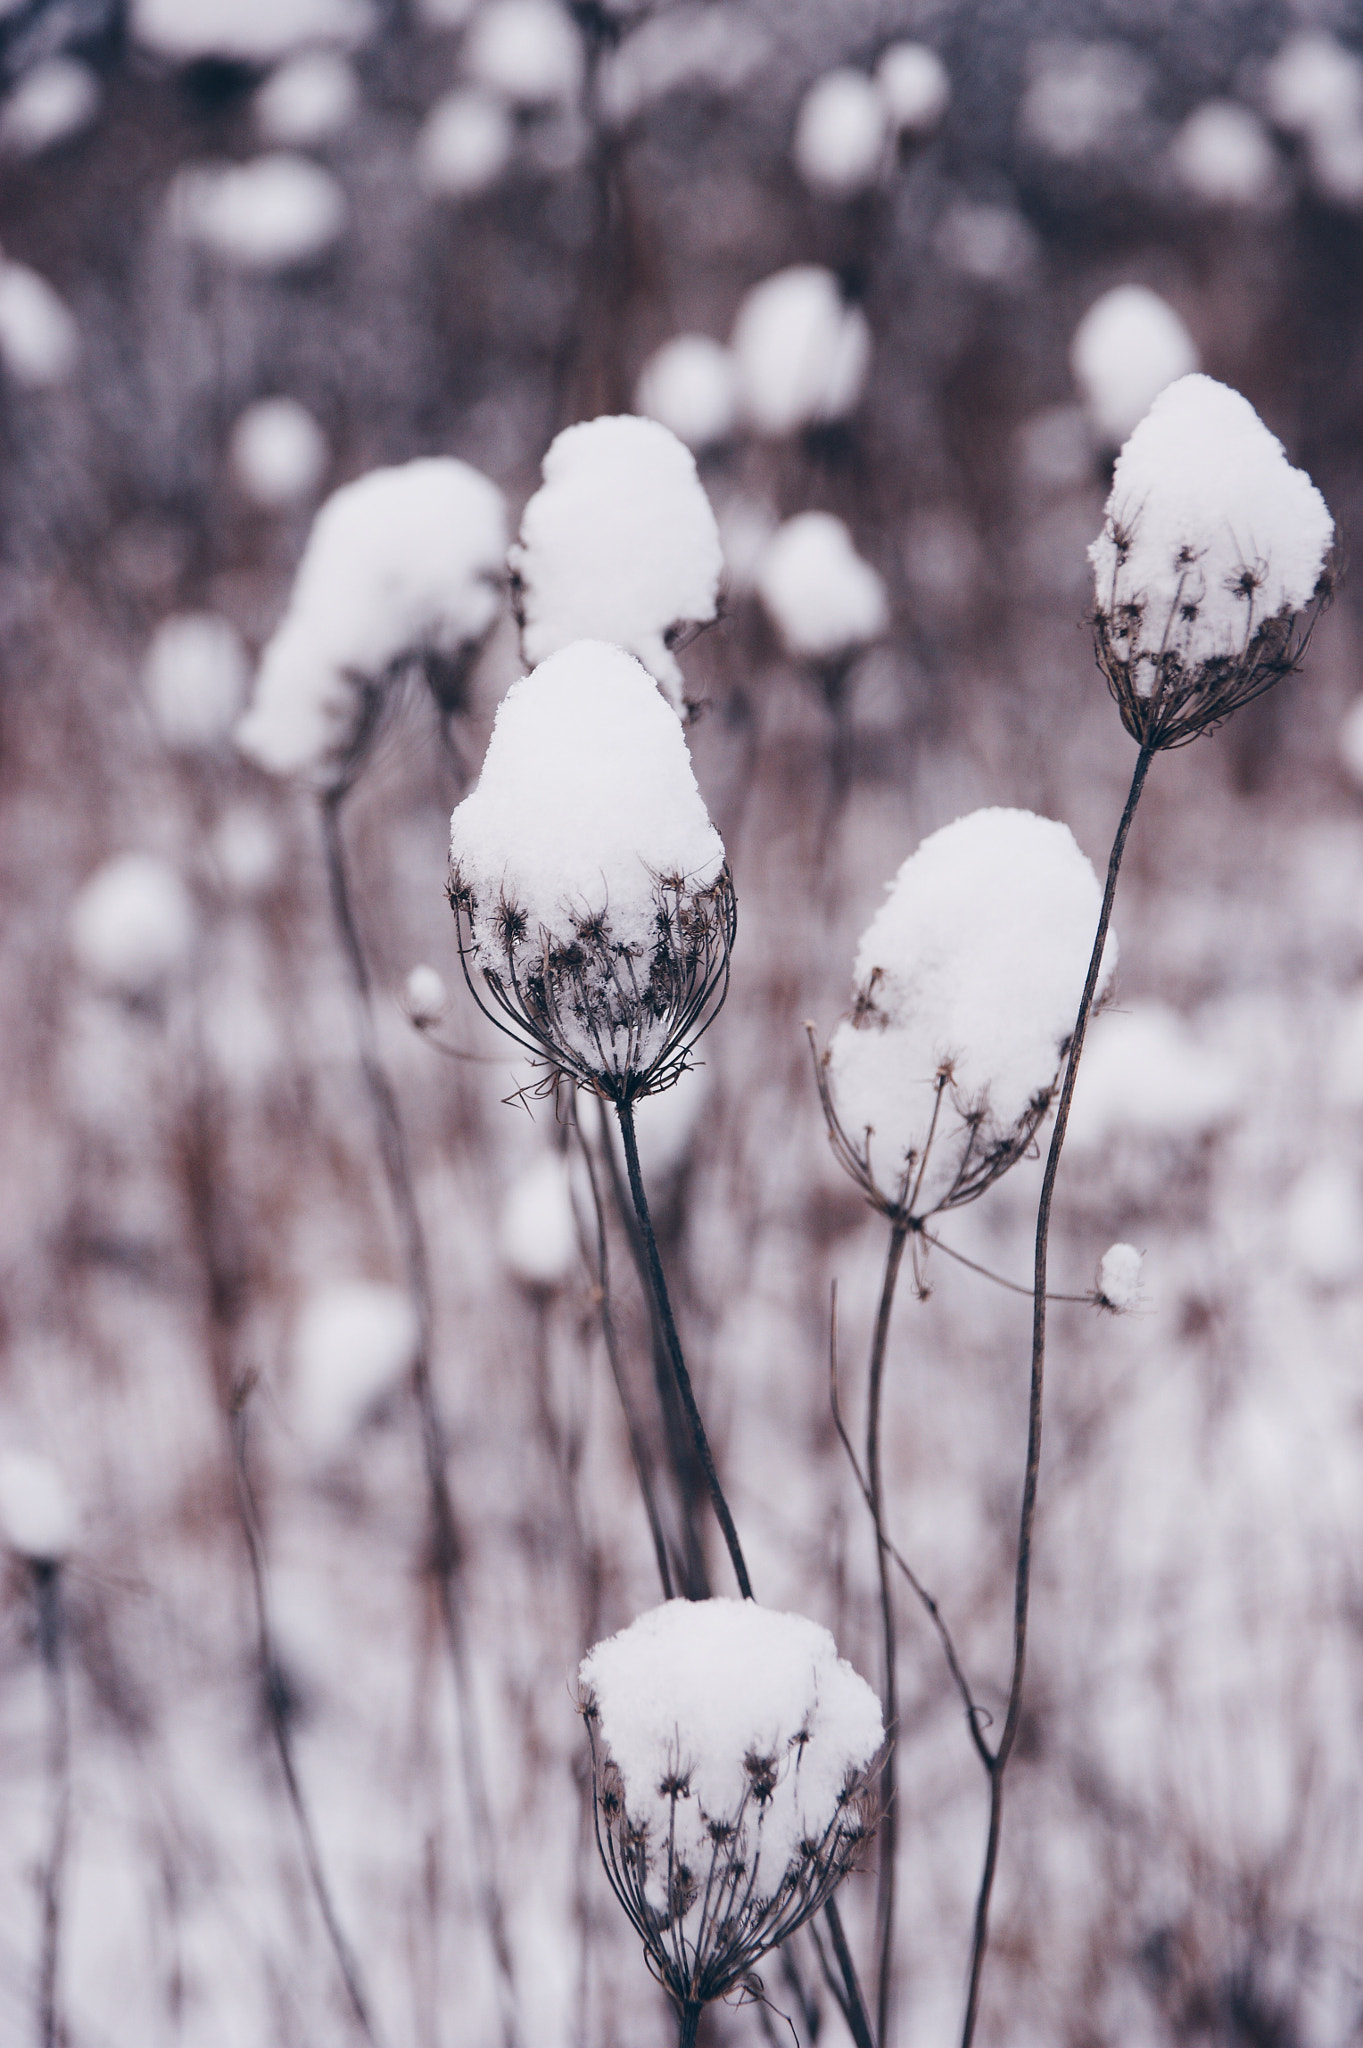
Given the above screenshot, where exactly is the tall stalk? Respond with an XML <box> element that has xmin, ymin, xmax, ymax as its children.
<box><xmin>35</xmin><ymin>1563</ymin><xmax>69</xmax><ymax>2048</ymax></box>
<box><xmin>867</xmin><ymin>1218</ymin><xmax>911</xmax><ymax>2048</ymax></box>
<box><xmin>320</xmin><ymin>792</ymin><xmax>521</xmax><ymax>2048</ymax></box>
<box><xmin>959</xmin><ymin>742</ymin><xmax>1153</xmax><ymax>2047</ymax></box>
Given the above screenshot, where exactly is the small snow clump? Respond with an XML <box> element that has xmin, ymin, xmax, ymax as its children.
<box><xmin>1090</xmin><ymin>375</ymin><xmax>1334</xmax><ymax>748</ymax></box>
<box><xmin>1097</xmin><ymin>1242</ymin><xmax>1144</xmax><ymax>1311</ymax></box>
<box><xmin>1070</xmin><ymin>284</ymin><xmax>1198</xmax><ymax>448</ymax></box>
<box><xmin>230</xmin><ymin>396</ymin><xmax>329</xmax><ymax>508</ymax></box>
<box><xmin>512</xmin><ymin>414</ymin><xmax>722</xmax><ymax>713</ymax></box>
<box><xmin>1171</xmin><ymin>102</ymin><xmax>1279</xmax><ymax>208</ymax></box>
<box><xmin>579</xmin><ymin>1599</ymin><xmax>881</xmax><ymax>1995</ymax></box>
<box><xmin>822</xmin><ymin>809</ymin><xmax>1113</xmax><ymax>1218</ymax></box>
<box><xmin>131</xmin><ymin>0</ymin><xmax>375</xmax><ymax>62</ymax></box>
<box><xmin>292</xmin><ymin>1281</ymin><xmax>419</xmax><ymax>1456</ymax></box>
<box><xmin>237</xmin><ymin>457</ymin><xmax>506</xmax><ymax>784</ymax></box>
<box><xmin>756</xmin><ymin>512</ymin><xmax>888</xmax><ymax>663</ymax></box>
<box><xmin>499</xmin><ymin>1154</ymin><xmax>578</xmax><ymax>1289</ymax></box>
<box><xmin>1263</xmin><ymin>32</ymin><xmax>1363</xmax><ymax>143</ymax></box>
<box><xmin>70</xmin><ymin>853</ymin><xmax>196</xmax><ymax>997</ymax></box>
<box><xmin>731</xmin><ymin>265</ymin><xmax>869</xmax><ymax>438</ymax></box>
<box><xmin>0</xmin><ymin>1451</ymin><xmax>78</xmax><ymax>1564</ymax></box>
<box><xmin>170</xmin><ymin>154</ymin><xmax>347</xmax><ymax>272</ymax></box>
<box><xmin>0</xmin><ymin>58</ymin><xmax>100</xmax><ymax>156</ymax></box>
<box><xmin>463</xmin><ymin>0</ymin><xmax>583</xmax><ymax>108</ymax></box>
<box><xmin>255</xmin><ymin>52</ymin><xmax>358</xmax><ymax>146</ymax></box>
<box><xmin>448</xmin><ymin>641</ymin><xmax>729</xmax><ymax>1095</ymax></box>
<box><xmin>404</xmin><ymin>963</ymin><xmax>449</xmax><ymax>1027</ymax></box>
<box><xmin>417</xmin><ymin>88</ymin><xmax>515</xmax><ymax>198</ymax></box>
<box><xmin>0</xmin><ymin>260</ymin><xmax>79</xmax><ymax>388</ymax></box>
<box><xmin>792</xmin><ymin>68</ymin><xmax>888</xmax><ymax>197</ymax></box>
<box><xmin>143</xmin><ymin>613</ymin><xmax>249</xmax><ymax>751</ymax></box>
<box><xmin>875</xmin><ymin>42</ymin><xmax>949</xmax><ymax>135</ymax></box>
<box><xmin>634</xmin><ymin>334</ymin><xmax>737</xmax><ymax>451</ymax></box>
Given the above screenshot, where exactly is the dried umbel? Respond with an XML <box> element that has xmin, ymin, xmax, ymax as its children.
<box><xmin>448</xmin><ymin>641</ymin><xmax>733</xmax><ymax>1101</ymax></box>
<box><xmin>578</xmin><ymin>1601</ymin><xmax>882</xmax><ymax>2035</ymax></box>
<box><xmin>815</xmin><ymin>808</ymin><xmax>1115</xmax><ymax>1223</ymax></box>
<box><xmin>1090</xmin><ymin>373</ymin><xmax>1334</xmax><ymax>750</ymax></box>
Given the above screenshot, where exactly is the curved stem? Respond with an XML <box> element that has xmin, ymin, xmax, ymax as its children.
<box><xmin>613</xmin><ymin>1096</ymin><xmax>752</xmax><ymax>1600</ymax></box>
<box><xmin>960</xmin><ymin>742</ymin><xmax>1153</xmax><ymax>2048</ymax></box>
<box><xmin>321</xmin><ymin>793</ymin><xmax>521</xmax><ymax>2048</ymax></box>
<box><xmin>868</xmin><ymin>1220</ymin><xmax>910</xmax><ymax>2048</ymax></box>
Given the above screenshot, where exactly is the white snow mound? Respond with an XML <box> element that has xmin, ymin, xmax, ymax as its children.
<box><xmin>0</xmin><ymin>1450</ymin><xmax>78</xmax><ymax>1562</ymax></box>
<box><xmin>69</xmin><ymin>853</ymin><xmax>196</xmax><ymax>996</ymax></box>
<box><xmin>731</xmin><ymin>266</ymin><xmax>869</xmax><ymax>438</ymax></box>
<box><xmin>756</xmin><ymin>511</ymin><xmax>887</xmax><ymax>660</ymax></box>
<box><xmin>1070</xmin><ymin>284</ymin><xmax>1198</xmax><ymax>447</ymax></box>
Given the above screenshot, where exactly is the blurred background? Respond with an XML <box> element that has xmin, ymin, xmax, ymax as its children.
<box><xmin>1</xmin><ymin>0</ymin><xmax>1363</xmax><ymax>2043</ymax></box>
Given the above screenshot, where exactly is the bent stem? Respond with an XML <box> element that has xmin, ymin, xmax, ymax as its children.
<box><xmin>35</xmin><ymin>1563</ymin><xmax>69</xmax><ymax>2048</ymax></box>
<box><xmin>960</xmin><ymin>741</ymin><xmax>1153</xmax><ymax>2048</ymax></box>
<box><xmin>320</xmin><ymin>792</ymin><xmax>521</xmax><ymax>2048</ymax></box>
<box><xmin>613</xmin><ymin>1093</ymin><xmax>753</xmax><ymax>1600</ymax></box>
<box><xmin>868</xmin><ymin>1220</ymin><xmax>910</xmax><ymax>2048</ymax></box>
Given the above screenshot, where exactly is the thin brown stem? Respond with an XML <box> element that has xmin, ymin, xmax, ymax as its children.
<box><xmin>918</xmin><ymin>1229</ymin><xmax>1092</xmax><ymax>1305</ymax></box>
<box><xmin>613</xmin><ymin>1095</ymin><xmax>752</xmax><ymax>1600</ymax></box>
<box><xmin>678</xmin><ymin>1999</ymin><xmax>703</xmax><ymax>2048</ymax></box>
<box><xmin>320</xmin><ymin>793</ymin><xmax>521</xmax><ymax>2048</ymax></box>
<box><xmin>867</xmin><ymin>1221</ymin><xmax>910</xmax><ymax>2048</ymax></box>
<box><xmin>960</xmin><ymin>742</ymin><xmax>1153</xmax><ymax>2048</ymax></box>
<box><xmin>823</xmin><ymin>1896</ymin><xmax>877</xmax><ymax>2048</ymax></box>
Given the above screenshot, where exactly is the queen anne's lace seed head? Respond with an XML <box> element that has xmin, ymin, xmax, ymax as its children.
<box><xmin>816</xmin><ymin>809</ymin><xmax>1114</xmax><ymax>1222</ymax></box>
<box><xmin>448</xmin><ymin>641</ymin><xmax>733</xmax><ymax>1101</ymax></box>
<box><xmin>578</xmin><ymin>1600</ymin><xmax>881</xmax><ymax>2014</ymax></box>
<box><xmin>1089</xmin><ymin>374</ymin><xmax>1334</xmax><ymax>750</ymax></box>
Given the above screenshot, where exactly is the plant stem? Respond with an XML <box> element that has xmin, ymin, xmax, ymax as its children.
<box><xmin>613</xmin><ymin>1095</ymin><xmax>752</xmax><ymax>1600</ymax></box>
<box><xmin>959</xmin><ymin>742</ymin><xmax>1153</xmax><ymax>2048</ymax></box>
<box><xmin>868</xmin><ymin>1218</ymin><xmax>910</xmax><ymax>2048</ymax></box>
<box><xmin>320</xmin><ymin>792</ymin><xmax>521</xmax><ymax>2048</ymax></box>
<box><xmin>678</xmin><ymin>1999</ymin><xmax>703</xmax><ymax>2048</ymax></box>
<box><xmin>35</xmin><ymin>1562</ymin><xmax>68</xmax><ymax>2048</ymax></box>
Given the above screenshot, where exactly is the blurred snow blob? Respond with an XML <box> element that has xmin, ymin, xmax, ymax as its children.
<box><xmin>1263</xmin><ymin>32</ymin><xmax>1363</xmax><ymax>142</ymax></box>
<box><xmin>70</xmin><ymin>853</ymin><xmax>196</xmax><ymax>998</ymax></box>
<box><xmin>1171</xmin><ymin>101</ymin><xmax>1279</xmax><ymax>208</ymax></box>
<box><xmin>404</xmin><ymin>963</ymin><xmax>449</xmax><ymax>1026</ymax></box>
<box><xmin>237</xmin><ymin>457</ymin><xmax>506</xmax><ymax>783</ymax></box>
<box><xmin>731</xmin><ymin>265</ymin><xmax>869</xmax><ymax>438</ymax></box>
<box><xmin>0</xmin><ymin>259</ymin><xmax>78</xmax><ymax>388</ymax></box>
<box><xmin>875</xmin><ymin>42</ymin><xmax>949</xmax><ymax>136</ymax></box>
<box><xmin>634</xmin><ymin>334</ymin><xmax>737</xmax><ymax>451</ymax></box>
<box><xmin>512</xmin><ymin>413</ymin><xmax>722</xmax><ymax>713</ymax></box>
<box><xmin>170</xmin><ymin>154</ymin><xmax>347</xmax><ymax>273</ymax></box>
<box><xmin>936</xmin><ymin>200</ymin><xmax>1035</xmax><ymax>285</ymax></box>
<box><xmin>230</xmin><ymin>397</ymin><xmax>329</xmax><ymax>509</ymax></box>
<box><xmin>143</xmin><ymin>614</ymin><xmax>249</xmax><ymax>751</ymax></box>
<box><xmin>1284</xmin><ymin>1159</ymin><xmax>1363</xmax><ymax>1286</ymax></box>
<box><xmin>131</xmin><ymin>0</ymin><xmax>375</xmax><ymax>62</ymax></box>
<box><xmin>463</xmin><ymin>0</ymin><xmax>582</xmax><ymax>109</ymax></box>
<box><xmin>0</xmin><ymin>1450</ymin><xmax>78</xmax><ymax>1563</ymax></box>
<box><xmin>499</xmin><ymin>1154</ymin><xmax>577</xmax><ymax>1289</ymax></box>
<box><xmin>212</xmin><ymin>805</ymin><xmax>283</xmax><ymax>897</ymax></box>
<box><xmin>792</xmin><ymin>68</ymin><xmax>888</xmax><ymax>198</ymax></box>
<box><xmin>756</xmin><ymin>512</ymin><xmax>887</xmax><ymax>662</ymax></box>
<box><xmin>255</xmin><ymin>52</ymin><xmax>358</xmax><ymax>146</ymax></box>
<box><xmin>1020</xmin><ymin>41</ymin><xmax>1148</xmax><ymax>160</ymax></box>
<box><xmin>291</xmin><ymin>1281</ymin><xmax>419</xmax><ymax>1457</ymax></box>
<box><xmin>1065</xmin><ymin>1003</ymin><xmax>1242</xmax><ymax>1152</ymax></box>
<box><xmin>1097</xmin><ymin>1242</ymin><xmax>1144</xmax><ymax>1312</ymax></box>
<box><xmin>824</xmin><ymin>810</ymin><xmax>1113</xmax><ymax>1217</ymax></box>
<box><xmin>580</xmin><ymin>1598</ymin><xmax>881</xmax><ymax>1933</ymax></box>
<box><xmin>599</xmin><ymin>3</ymin><xmax>766</xmax><ymax>125</ymax></box>
<box><xmin>417</xmin><ymin>88</ymin><xmax>514</xmax><ymax>198</ymax></box>
<box><xmin>1070</xmin><ymin>284</ymin><xmax>1198</xmax><ymax>448</ymax></box>
<box><xmin>1089</xmin><ymin>376</ymin><xmax>1333</xmax><ymax>745</ymax></box>
<box><xmin>0</xmin><ymin>57</ymin><xmax>99</xmax><ymax>156</ymax></box>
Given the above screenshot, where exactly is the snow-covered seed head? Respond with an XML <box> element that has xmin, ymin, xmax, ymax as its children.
<box><xmin>236</xmin><ymin>457</ymin><xmax>507</xmax><ymax>791</ymax></box>
<box><xmin>510</xmin><ymin>414</ymin><xmax>723</xmax><ymax>716</ymax></box>
<box><xmin>815</xmin><ymin>809</ymin><xmax>1115</xmax><ymax>1223</ymax></box>
<box><xmin>447</xmin><ymin>641</ymin><xmax>733</xmax><ymax>1102</ymax></box>
<box><xmin>578</xmin><ymin>1600</ymin><xmax>882</xmax><ymax>2011</ymax></box>
<box><xmin>1089</xmin><ymin>375</ymin><xmax>1334</xmax><ymax>750</ymax></box>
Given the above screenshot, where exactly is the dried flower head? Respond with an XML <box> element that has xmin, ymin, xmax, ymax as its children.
<box><xmin>1090</xmin><ymin>374</ymin><xmax>1334</xmax><ymax>749</ymax></box>
<box><xmin>447</xmin><ymin>641</ymin><xmax>734</xmax><ymax>1101</ymax></box>
<box><xmin>578</xmin><ymin>1600</ymin><xmax>882</xmax><ymax>2021</ymax></box>
<box><xmin>815</xmin><ymin>809</ymin><xmax>1114</xmax><ymax>1222</ymax></box>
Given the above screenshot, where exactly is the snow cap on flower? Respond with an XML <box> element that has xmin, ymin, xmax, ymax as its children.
<box><xmin>756</xmin><ymin>511</ymin><xmax>888</xmax><ymax>662</ymax></box>
<box><xmin>70</xmin><ymin>853</ymin><xmax>196</xmax><ymax>998</ymax></box>
<box><xmin>404</xmin><ymin>963</ymin><xmax>449</xmax><ymax>1027</ymax></box>
<box><xmin>512</xmin><ymin>414</ymin><xmax>723</xmax><ymax>714</ymax></box>
<box><xmin>1089</xmin><ymin>375</ymin><xmax>1334</xmax><ymax>748</ymax></box>
<box><xmin>634</xmin><ymin>335</ymin><xmax>737</xmax><ymax>452</ymax></box>
<box><xmin>823</xmin><ymin>809</ymin><xmax>1113</xmax><ymax>1218</ymax></box>
<box><xmin>0</xmin><ymin>1451</ymin><xmax>78</xmax><ymax>1564</ymax></box>
<box><xmin>731</xmin><ymin>265</ymin><xmax>870</xmax><ymax>438</ymax></box>
<box><xmin>793</xmin><ymin>68</ymin><xmax>888</xmax><ymax>198</ymax></box>
<box><xmin>579</xmin><ymin>1598</ymin><xmax>881</xmax><ymax>1997</ymax></box>
<box><xmin>448</xmin><ymin>642</ymin><xmax>730</xmax><ymax>1094</ymax></box>
<box><xmin>1097</xmin><ymin>1242</ymin><xmax>1144</xmax><ymax>1311</ymax></box>
<box><xmin>1070</xmin><ymin>284</ymin><xmax>1198</xmax><ymax>449</ymax></box>
<box><xmin>237</xmin><ymin>457</ymin><xmax>506</xmax><ymax>786</ymax></box>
